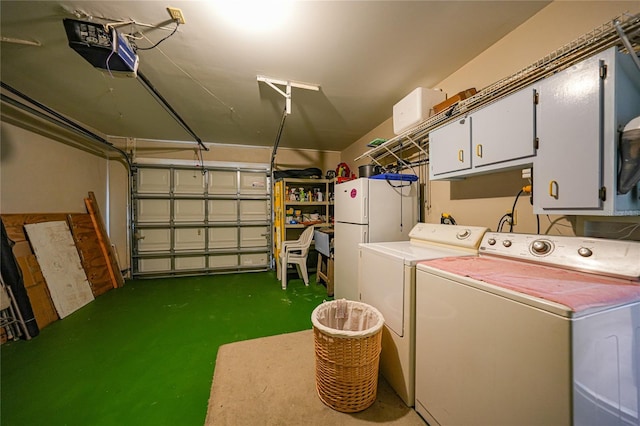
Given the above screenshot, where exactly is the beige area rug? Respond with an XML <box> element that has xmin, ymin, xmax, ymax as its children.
<box><xmin>205</xmin><ymin>329</ymin><xmax>425</xmax><ymax>425</ymax></box>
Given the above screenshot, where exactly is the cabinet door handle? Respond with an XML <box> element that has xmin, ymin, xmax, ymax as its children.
<box><xmin>476</xmin><ymin>144</ymin><xmax>483</xmax><ymax>158</ymax></box>
<box><xmin>458</xmin><ymin>149</ymin><xmax>464</xmax><ymax>163</ymax></box>
<box><xmin>549</xmin><ymin>180</ymin><xmax>559</xmax><ymax>199</ymax></box>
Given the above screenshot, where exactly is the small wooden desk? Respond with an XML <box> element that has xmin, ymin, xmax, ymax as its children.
<box><xmin>316</xmin><ymin>253</ymin><xmax>334</xmax><ymax>297</ymax></box>
<box><xmin>314</xmin><ymin>229</ymin><xmax>334</xmax><ymax>297</ymax></box>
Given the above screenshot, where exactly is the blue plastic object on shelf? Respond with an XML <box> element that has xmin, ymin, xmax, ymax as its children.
<box><xmin>369</xmin><ymin>173</ymin><xmax>418</xmax><ymax>182</ymax></box>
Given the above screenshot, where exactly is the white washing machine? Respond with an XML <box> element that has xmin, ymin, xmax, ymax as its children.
<box><xmin>415</xmin><ymin>232</ymin><xmax>640</xmax><ymax>426</ymax></box>
<box><xmin>358</xmin><ymin>223</ymin><xmax>488</xmax><ymax>407</ymax></box>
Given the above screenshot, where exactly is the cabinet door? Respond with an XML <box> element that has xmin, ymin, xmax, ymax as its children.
<box><xmin>534</xmin><ymin>55</ymin><xmax>603</xmax><ymax>210</ymax></box>
<box><xmin>429</xmin><ymin>117</ymin><xmax>471</xmax><ymax>176</ymax></box>
<box><xmin>472</xmin><ymin>88</ymin><xmax>536</xmax><ymax>167</ymax></box>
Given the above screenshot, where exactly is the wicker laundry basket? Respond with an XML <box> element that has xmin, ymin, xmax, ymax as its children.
<box><xmin>311</xmin><ymin>299</ymin><xmax>384</xmax><ymax>413</ymax></box>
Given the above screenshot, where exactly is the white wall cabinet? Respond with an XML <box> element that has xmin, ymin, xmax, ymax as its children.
<box><xmin>534</xmin><ymin>53</ymin><xmax>602</xmax><ymax>211</ymax></box>
<box><xmin>429</xmin><ymin>47</ymin><xmax>640</xmax><ymax>216</ymax></box>
<box><xmin>472</xmin><ymin>88</ymin><xmax>536</xmax><ymax>167</ymax></box>
<box><xmin>429</xmin><ymin>86</ymin><xmax>536</xmax><ymax>179</ymax></box>
<box><xmin>429</xmin><ymin>116</ymin><xmax>471</xmax><ymax>176</ymax></box>
<box><xmin>533</xmin><ymin>47</ymin><xmax>640</xmax><ymax>216</ymax></box>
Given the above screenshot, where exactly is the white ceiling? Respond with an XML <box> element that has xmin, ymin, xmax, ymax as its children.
<box><xmin>0</xmin><ymin>1</ymin><xmax>551</xmax><ymax>152</ymax></box>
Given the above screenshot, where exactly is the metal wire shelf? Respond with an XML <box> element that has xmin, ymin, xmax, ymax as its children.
<box><xmin>355</xmin><ymin>12</ymin><xmax>640</xmax><ymax>166</ymax></box>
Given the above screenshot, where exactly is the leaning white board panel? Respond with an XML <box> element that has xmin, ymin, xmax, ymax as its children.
<box><xmin>24</xmin><ymin>221</ymin><xmax>94</xmax><ymax>318</ymax></box>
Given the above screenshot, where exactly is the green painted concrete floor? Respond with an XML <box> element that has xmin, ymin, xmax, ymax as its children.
<box><xmin>1</xmin><ymin>272</ymin><xmax>332</xmax><ymax>426</ymax></box>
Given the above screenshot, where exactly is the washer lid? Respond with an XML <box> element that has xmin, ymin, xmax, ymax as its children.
<box><xmin>418</xmin><ymin>257</ymin><xmax>640</xmax><ymax>316</ymax></box>
<box><xmin>360</xmin><ymin>241</ymin><xmax>473</xmax><ymax>265</ymax></box>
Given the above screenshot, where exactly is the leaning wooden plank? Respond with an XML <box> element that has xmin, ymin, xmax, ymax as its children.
<box><xmin>1</xmin><ymin>214</ymin><xmax>70</xmax><ymax>242</ymax></box>
<box><xmin>67</xmin><ymin>214</ymin><xmax>113</xmax><ymax>297</ymax></box>
<box><xmin>84</xmin><ymin>192</ymin><xmax>124</xmax><ymax>288</ymax></box>
<box><xmin>24</xmin><ymin>221</ymin><xmax>94</xmax><ymax>319</ymax></box>
<box><xmin>84</xmin><ymin>199</ymin><xmax>118</xmax><ymax>289</ymax></box>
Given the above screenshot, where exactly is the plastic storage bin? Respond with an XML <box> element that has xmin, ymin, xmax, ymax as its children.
<box><xmin>311</xmin><ymin>299</ymin><xmax>384</xmax><ymax>412</ymax></box>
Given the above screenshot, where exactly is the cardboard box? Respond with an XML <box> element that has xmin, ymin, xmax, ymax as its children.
<box><xmin>16</xmin><ymin>256</ymin><xmax>58</xmax><ymax>329</ymax></box>
<box><xmin>12</xmin><ymin>241</ymin><xmax>33</xmax><ymax>258</ymax></box>
<box><xmin>432</xmin><ymin>88</ymin><xmax>477</xmax><ymax>114</ymax></box>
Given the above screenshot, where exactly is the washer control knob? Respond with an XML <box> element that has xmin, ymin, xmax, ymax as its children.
<box><xmin>532</xmin><ymin>240</ymin><xmax>551</xmax><ymax>255</ymax></box>
<box><xmin>487</xmin><ymin>238</ymin><xmax>496</xmax><ymax>245</ymax></box>
<box><xmin>457</xmin><ymin>229</ymin><xmax>470</xmax><ymax>239</ymax></box>
<box><xmin>502</xmin><ymin>240</ymin><xmax>512</xmax><ymax>247</ymax></box>
<box><xmin>578</xmin><ymin>247</ymin><xmax>593</xmax><ymax>257</ymax></box>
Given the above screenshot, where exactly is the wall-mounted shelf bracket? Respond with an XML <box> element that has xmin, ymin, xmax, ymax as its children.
<box><xmin>257</xmin><ymin>75</ymin><xmax>320</xmax><ymax>114</ymax></box>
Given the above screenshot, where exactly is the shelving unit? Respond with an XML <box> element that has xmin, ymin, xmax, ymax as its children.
<box><xmin>273</xmin><ymin>178</ymin><xmax>334</xmax><ymax>276</ymax></box>
<box><xmin>354</xmin><ymin>13</ymin><xmax>640</xmax><ymax>167</ymax></box>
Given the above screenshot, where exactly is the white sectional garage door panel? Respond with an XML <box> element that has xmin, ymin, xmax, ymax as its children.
<box><xmin>132</xmin><ymin>164</ymin><xmax>270</xmax><ymax>277</ymax></box>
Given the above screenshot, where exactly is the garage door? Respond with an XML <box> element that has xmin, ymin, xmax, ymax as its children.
<box><xmin>132</xmin><ymin>163</ymin><xmax>271</xmax><ymax>278</ymax></box>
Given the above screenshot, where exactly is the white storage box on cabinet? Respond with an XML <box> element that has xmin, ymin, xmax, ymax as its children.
<box><xmin>393</xmin><ymin>88</ymin><xmax>446</xmax><ymax>135</ymax></box>
<box><xmin>533</xmin><ymin>47</ymin><xmax>640</xmax><ymax>216</ymax></box>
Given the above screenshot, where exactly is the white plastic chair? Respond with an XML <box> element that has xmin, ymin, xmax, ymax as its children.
<box><xmin>279</xmin><ymin>225</ymin><xmax>315</xmax><ymax>290</ymax></box>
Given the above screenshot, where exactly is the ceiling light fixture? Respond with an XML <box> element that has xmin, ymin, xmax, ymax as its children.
<box><xmin>211</xmin><ymin>0</ymin><xmax>293</xmax><ymax>32</ymax></box>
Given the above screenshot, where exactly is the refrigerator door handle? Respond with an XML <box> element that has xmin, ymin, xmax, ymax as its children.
<box><xmin>364</xmin><ymin>196</ymin><xmax>368</xmax><ymax>220</ymax></box>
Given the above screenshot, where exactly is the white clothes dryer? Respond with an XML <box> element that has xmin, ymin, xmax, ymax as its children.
<box><xmin>358</xmin><ymin>222</ymin><xmax>488</xmax><ymax>406</ymax></box>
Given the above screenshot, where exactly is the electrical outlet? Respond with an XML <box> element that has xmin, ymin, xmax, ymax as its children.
<box><xmin>506</xmin><ymin>210</ymin><xmax>517</xmax><ymax>226</ymax></box>
<box><xmin>167</xmin><ymin>7</ymin><xmax>186</xmax><ymax>24</ymax></box>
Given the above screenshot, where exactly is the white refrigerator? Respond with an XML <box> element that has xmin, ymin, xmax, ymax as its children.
<box><xmin>334</xmin><ymin>177</ymin><xmax>417</xmax><ymax>300</ymax></box>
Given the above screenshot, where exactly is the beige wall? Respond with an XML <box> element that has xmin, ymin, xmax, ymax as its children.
<box><xmin>0</xmin><ymin>119</ymin><xmax>131</xmax><ymax>272</ymax></box>
<box><xmin>0</xmin><ymin>121</ymin><xmax>108</xmax><ymax>213</ymax></box>
<box><xmin>342</xmin><ymin>1</ymin><xmax>640</xmax><ymax>235</ymax></box>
